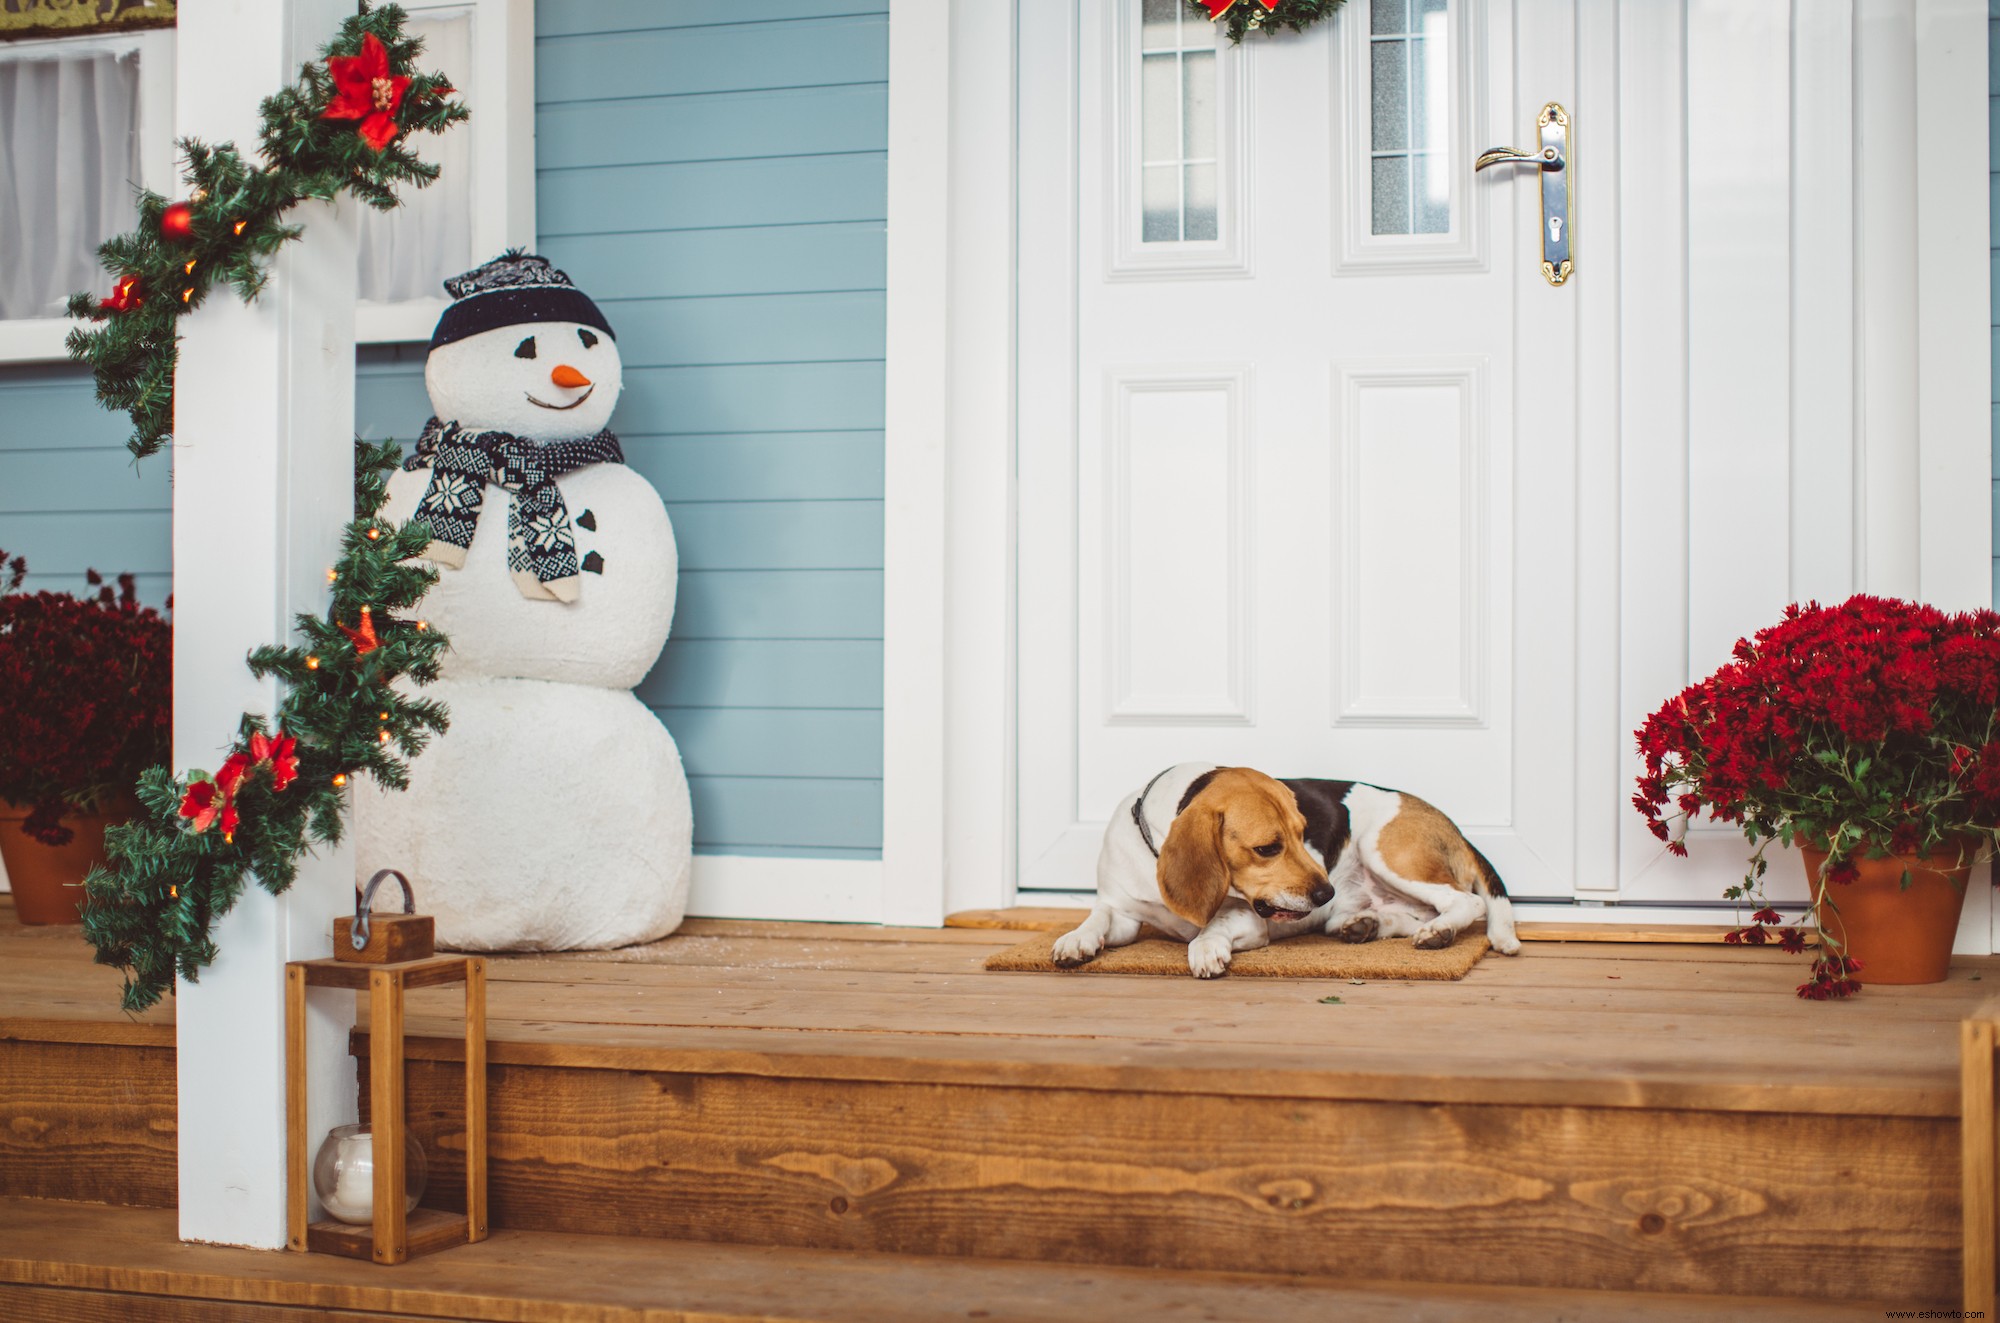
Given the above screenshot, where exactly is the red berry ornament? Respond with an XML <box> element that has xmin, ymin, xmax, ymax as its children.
<box><xmin>160</xmin><ymin>202</ymin><xmax>195</xmax><ymax>241</ymax></box>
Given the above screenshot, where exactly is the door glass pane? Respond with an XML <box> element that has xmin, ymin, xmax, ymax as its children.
<box><xmin>1182</xmin><ymin>49</ymin><xmax>1216</xmax><ymax>160</ymax></box>
<box><xmin>1368</xmin><ymin>0</ymin><xmax>1452</xmax><ymax>236</ymax></box>
<box><xmin>1184</xmin><ymin>162</ymin><xmax>1218</xmax><ymax>241</ymax></box>
<box><xmin>1135</xmin><ymin>0</ymin><xmax>1221</xmax><ymax>245</ymax></box>
<box><xmin>1142</xmin><ymin>165</ymin><xmax>1181</xmax><ymax>242</ymax></box>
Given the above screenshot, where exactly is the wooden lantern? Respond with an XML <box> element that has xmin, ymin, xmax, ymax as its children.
<box><xmin>285</xmin><ymin>870</ymin><xmax>487</xmax><ymax>1264</ymax></box>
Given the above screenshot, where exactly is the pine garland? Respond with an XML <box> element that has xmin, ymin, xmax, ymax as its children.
<box><xmin>66</xmin><ymin>3</ymin><xmax>467</xmax><ymax>461</ymax></box>
<box><xmin>72</xmin><ymin>3</ymin><xmax>464</xmax><ymax>1012</ymax></box>
<box><xmin>1196</xmin><ymin>0</ymin><xmax>1347</xmax><ymax>43</ymax></box>
<box><xmin>84</xmin><ymin>444</ymin><xmax>449</xmax><ymax>1011</ymax></box>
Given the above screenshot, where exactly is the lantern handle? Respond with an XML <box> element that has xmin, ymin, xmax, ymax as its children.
<box><xmin>351</xmin><ymin>868</ymin><xmax>415</xmax><ymax>951</ymax></box>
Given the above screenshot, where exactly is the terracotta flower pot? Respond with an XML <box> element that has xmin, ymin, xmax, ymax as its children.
<box><xmin>1799</xmin><ymin>837</ymin><xmax>1978</xmax><ymax>985</ymax></box>
<box><xmin>0</xmin><ymin>798</ymin><xmax>134</xmax><ymax>926</ymax></box>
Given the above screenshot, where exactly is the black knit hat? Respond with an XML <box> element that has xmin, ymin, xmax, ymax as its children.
<box><xmin>428</xmin><ymin>250</ymin><xmax>616</xmax><ymax>353</ymax></box>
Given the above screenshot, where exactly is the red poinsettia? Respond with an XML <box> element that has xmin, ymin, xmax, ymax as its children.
<box><xmin>1634</xmin><ymin>595</ymin><xmax>2000</xmax><ymax>997</ymax></box>
<box><xmin>99</xmin><ymin>274</ymin><xmax>142</xmax><ymax>313</ymax></box>
<box><xmin>337</xmin><ymin>604</ymin><xmax>379</xmax><ymax>656</ymax></box>
<box><xmin>249</xmin><ymin>730</ymin><xmax>299</xmax><ymax>792</ymax></box>
<box><xmin>177</xmin><ymin>731</ymin><xmax>300</xmax><ymax>840</ymax></box>
<box><xmin>321</xmin><ymin>32</ymin><xmax>409</xmax><ymax>152</ymax></box>
<box><xmin>1201</xmin><ymin>0</ymin><xmax>1275</xmax><ymax>14</ymax></box>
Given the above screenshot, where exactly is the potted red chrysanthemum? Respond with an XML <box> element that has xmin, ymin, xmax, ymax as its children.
<box><xmin>0</xmin><ymin>552</ymin><xmax>171</xmax><ymax>924</ymax></box>
<box><xmin>1635</xmin><ymin>596</ymin><xmax>2000</xmax><ymax>999</ymax></box>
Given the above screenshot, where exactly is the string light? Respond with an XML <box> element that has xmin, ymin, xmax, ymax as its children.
<box><xmin>169</xmin><ymin>885</ymin><xmax>178</xmax><ymax>899</ymax></box>
<box><xmin>378</xmin><ymin>730</ymin><xmax>391</xmax><ymax>744</ymax></box>
<box><xmin>414</xmin><ymin>620</ymin><xmax>429</xmax><ymax>631</ymax></box>
<box><xmin>183</xmin><ymin>259</ymin><xmax>197</xmax><ymax>274</ymax></box>
<box><xmin>364</xmin><ymin>527</ymin><xmax>381</xmax><ymax>540</ymax></box>
<box><xmin>379</xmin><ymin>712</ymin><xmax>390</xmax><ymax>721</ymax></box>
<box><xmin>233</xmin><ymin>220</ymin><xmax>246</xmax><ymax>236</ymax></box>
<box><xmin>326</xmin><ymin>567</ymin><xmax>337</xmax><ymax>583</ymax></box>
<box><xmin>305</xmin><ymin>656</ymin><xmax>320</xmax><ymax>670</ymax></box>
<box><xmin>181</xmin><ymin>288</ymin><xmax>194</xmax><ymax>303</ymax></box>
<box><xmin>331</xmin><ymin>773</ymin><xmax>348</xmax><ymax>788</ymax></box>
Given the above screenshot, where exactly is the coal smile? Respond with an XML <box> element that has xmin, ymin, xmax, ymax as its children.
<box><xmin>525</xmin><ymin>384</ymin><xmax>594</xmax><ymax>411</ymax></box>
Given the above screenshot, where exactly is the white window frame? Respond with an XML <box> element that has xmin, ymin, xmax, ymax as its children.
<box><xmin>1331</xmin><ymin>0</ymin><xmax>1486</xmax><ymax>276</ymax></box>
<box><xmin>0</xmin><ymin>0</ymin><xmax>534</xmax><ymax>362</ymax></box>
<box><xmin>1106</xmin><ymin>0</ymin><xmax>1251</xmax><ymax>281</ymax></box>
<box><xmin>357</xmin><ymin>0</ymin><xmax>535</xmax><ymax>344</ymax></box>
<box><xmin>0</xmin><ymin>26</ymin><xmax>175</xmax><ymax>361</ymax></box>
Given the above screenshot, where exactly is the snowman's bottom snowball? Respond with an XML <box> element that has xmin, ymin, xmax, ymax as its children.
<box><xmin>356</xmin><ymin>676</ymin><xmax>692</xmax><ymax>951</ymax></box>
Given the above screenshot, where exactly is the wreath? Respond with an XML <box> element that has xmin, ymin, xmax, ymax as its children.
<box><xmin>1196</xmin><ymin>0</ymin><xmax>1346</xmax><ymax>44</ymax></box>
<box><xmin>70</xmin><ymin>2</ymin><xmax>465</xmax><ymax>1012</ymax></box>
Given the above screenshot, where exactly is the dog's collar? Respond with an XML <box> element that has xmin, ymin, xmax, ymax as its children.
<box><xmin>1131</xmin><ymin>765</ymin><xmax>1176</xmax><ymax>858</ymax></box>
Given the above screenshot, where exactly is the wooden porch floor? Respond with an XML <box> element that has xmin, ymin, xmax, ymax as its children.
<box><xmin>2</xmin><ymin>898</ymin><xmax>1990</xmax><ymax>1307</ymax></box>
<box><xmin>7</xmin><ymin>901</ymin><xmax>1989</xmax><ymax>1118</ymax></box>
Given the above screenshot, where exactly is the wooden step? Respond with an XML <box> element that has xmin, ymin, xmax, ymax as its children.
<box><xmin>0</xmin><ymin>1197</ymin><xmax>1897</xmax><ymax>1322</ymax></box>
<box><xmin>2</xmin><ymin>902</ymin><xmax>1980</xmax><ymax>1308</ymax></box>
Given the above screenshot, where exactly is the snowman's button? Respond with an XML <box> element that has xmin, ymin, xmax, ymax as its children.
<box><xmin>576</xmin><ymin>508</ymin><xmax>597</xmax><ymax>531</ymax></box>
<box><xmin>582</xmin><ymin>550</ymin><xmax>606</xmax><ymax>575</ymax></box>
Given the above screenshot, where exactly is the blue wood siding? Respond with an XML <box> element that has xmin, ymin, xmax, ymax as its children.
<box><xmin>0</xmin><ymin>364</ymin><xmax>172</xmax><ymax>606</ymax></box>
<box><xmin>0</xmin><ymin>2</ymin><xmax>888</xmax><ymax>862</ymax></box>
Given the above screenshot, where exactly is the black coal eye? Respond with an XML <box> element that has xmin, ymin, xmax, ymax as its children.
<box><xmin>514</xmin><ymin>336</ymin><xmax>537</xmax><ymax>359</ymax></box>
<box><xmin>578</xmin><ymin>328</ymin><xmax>598</xmax><ymax>348</ymax></box>
<box><xmin>1254</xmin><ymin>841</ymin><xmax>1282</xmax><ymax>858</ymax></box>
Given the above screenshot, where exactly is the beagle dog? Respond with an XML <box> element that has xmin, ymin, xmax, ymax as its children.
<box><xmin>1051</xmin><ymin>763</ymin><xmax>1521</xmax><ymax>978</ymax></box>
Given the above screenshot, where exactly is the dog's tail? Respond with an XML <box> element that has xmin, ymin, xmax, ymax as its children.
<box><xmin>1450</xmin><ymin>840</ymin><xmax>1522</xmax><ymax>956</ymax></box>
<box><xmin>1446</xmin><ymin>839</ymin><xmax>1506</xmax><ymax>898</ymax></box>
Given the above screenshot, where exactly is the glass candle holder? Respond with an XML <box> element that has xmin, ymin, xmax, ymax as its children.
<box><xmin>311</xmin><ymin>1122</ymin><xmax>427</xmax><ymax>1225</ymax></box>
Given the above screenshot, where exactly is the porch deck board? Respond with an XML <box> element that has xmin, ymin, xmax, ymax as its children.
<box><xmin>375</xmin><ymin>917</ymin><xmax>1992</xmax><ymax>1119</ymax></box>
<box><xmin>3</xmin><ymin>900</ymin><xmax>1994</xmax><ymax>1116</ymax></box>
<box><xmin>0</xmin><ymin>1199</ymin><xmax>1892</xmax><ymax>1323</ymax></box>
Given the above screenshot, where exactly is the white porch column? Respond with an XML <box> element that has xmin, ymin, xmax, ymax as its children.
<box><xmin>173</xmin><ymin>0</ymin><xmax>359</xmax><ymax>1248</ymax></box>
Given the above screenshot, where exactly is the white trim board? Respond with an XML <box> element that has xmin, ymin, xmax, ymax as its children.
<box><xmin>685</xmin><ymin>855</ymin><xmax>884</xmax><ymax>924</ymax></box>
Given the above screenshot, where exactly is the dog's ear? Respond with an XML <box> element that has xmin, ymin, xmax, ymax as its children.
<box><xmin>1159</xmin><ymin>791</ymin><xmax>1229</xmax><ymax>926</ymax></box>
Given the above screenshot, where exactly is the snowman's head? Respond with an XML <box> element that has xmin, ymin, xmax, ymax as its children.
<box><xmin>426</xmin><ymin>321</ymin><xmax>623</xmax><ymax>442</ymax></box>
<box><xmin>425</xmin><ymin>251</ymin><xmax>622</xmax><ymax>442</ymax></box>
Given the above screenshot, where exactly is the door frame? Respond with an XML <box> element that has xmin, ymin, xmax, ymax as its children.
<box><xmin>879</xmin><ymin>0</ymin><xmax>1994</xmax><ymax>928</ymax></box>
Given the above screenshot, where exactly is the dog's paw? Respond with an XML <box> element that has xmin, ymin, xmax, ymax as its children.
<box><xmin>1490</xmin><ymin>930</ymin><xmax>1522</xmax><ymax>956</ymax></box>
<box><xmin>1412</xmin><ymin>922</ymin><xmax>1456</xmax><ymax>950</ymax></box>
<box><xmin>1051</xmin><ymin>929</ymin><xmax>1101</xmax><ymax>968</ymax></box>
<box><xmin>1333</xmin><ymin>913</ymin><xmax>1380</xmax><ymax>944</ymax></box>
<box><xmin>1187</xmin><ymin>937</ymin><xmax>1232</xmax><ymax>979</ymax></box>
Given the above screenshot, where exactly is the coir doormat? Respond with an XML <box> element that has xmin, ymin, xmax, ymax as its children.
<box><xmin>984</xmin><ymin>930</ymin><xmax>1490</xmax><ymax>980</ymax></box>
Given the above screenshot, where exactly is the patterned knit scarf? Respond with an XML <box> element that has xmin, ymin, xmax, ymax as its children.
<box><xmin>404</xmin><ymin>417</ymin><xmax>624</xmax><ymax>602</ymax></box>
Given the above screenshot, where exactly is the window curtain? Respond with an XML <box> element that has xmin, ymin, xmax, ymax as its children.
<box><xmin>0</xmin><ymin>49</ymin><xmax>140</xmax><ymax>320</ymax></box>
<box><xmin>357</xmin><ymin>9</ymin><xmax>472</xmax><ymax>304</ymax></box>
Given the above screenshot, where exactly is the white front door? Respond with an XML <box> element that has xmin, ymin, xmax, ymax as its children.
<box><xmin>1019</xmin><ymin>0</ymin><xmax>1600</xmax><ymax>903</ymax></box>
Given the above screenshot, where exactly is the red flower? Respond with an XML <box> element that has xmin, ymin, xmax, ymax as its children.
<box><xmin>1200</xmin><ymin>0</ymin><xmax>1277</xmax><ymax>16</ymax></box>
<box><xmin>1752</xmin><ymin>907</ymin><xmax>1782</xmax><ymax>926</ymax></box>
<box><xmin>99</xmin><ymin>274</ymin><xmax>142</xmax><ymax>312</ymax></box>
<box><xmin>338</xmin><ymin>606</ymin><xmax>379</xmax><ymax>656</ymax></box>
<box><xmin>321</xmin><ymin>33</ymin><xmax>409</xmax><ymax>152</ymax></box>
<box><xmin>178</xmin><ymin>780</ymin><xmax>223</xmax><ymax>833</ymax></box>
<box><xmin>251</xmin><ymin>731</ymin><xmax>299</xmax><ymax>791</ymax></box>
<box><xmin>215</xmin><ymin>751</ymin><xmax>253</xmax><ymax>798</ymax></box>
<box><xmin>1777</xmin><ymin>927</ymin><xmax>1807</xmax><ymax>954</ymax></box>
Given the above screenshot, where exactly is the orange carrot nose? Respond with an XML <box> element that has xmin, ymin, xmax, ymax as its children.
<box><xmin>550</xmin><ymin>364</ymin><xmax>591</xmax><ymax>389</ymax></box>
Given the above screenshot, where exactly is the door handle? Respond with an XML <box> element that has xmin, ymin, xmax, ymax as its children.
<box><xmin>1477</xmin><ymin>102</ymin><xmax>1571</xmax><ymax>286</ymax></box>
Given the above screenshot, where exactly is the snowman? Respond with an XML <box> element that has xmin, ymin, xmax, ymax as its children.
<box><xmin>356</xmin><ymin>251</ymin><xmax>692</xmax><ymax>950</ymax></box>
